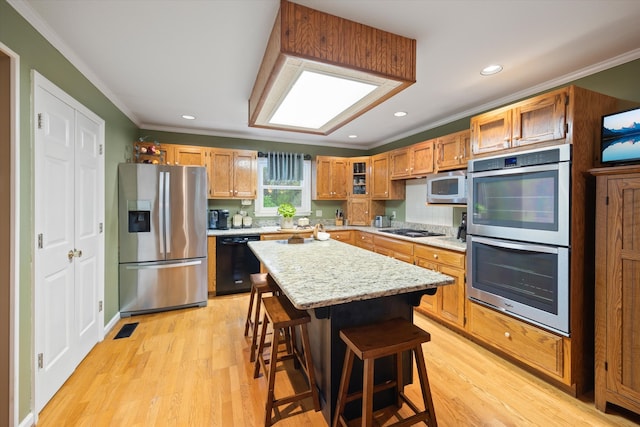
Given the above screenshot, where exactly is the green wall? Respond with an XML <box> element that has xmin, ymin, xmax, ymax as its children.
<box><xmin>0</xmin><ymin>1</ymin><xmax>138</xmax><ymax>419</ymax></box>
<box><xmin>3</xmin><ymin>0</ymin><xmax>640</xmax><ymax>422</ymax></box>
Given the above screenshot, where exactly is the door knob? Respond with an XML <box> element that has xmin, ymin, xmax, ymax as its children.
<box><xmin>68</xmin><ymin>249</ymin><xmax>83</xmax><ymax>261</ymax></box>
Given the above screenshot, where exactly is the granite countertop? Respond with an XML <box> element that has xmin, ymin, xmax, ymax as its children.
<box><xmin>209</xmin><ymin>225</ymin><xmax>467</xmax><ymax>252</ymax></box>
<box><xmin>248</xmin><ymin>239</ymin><xmax>454</xmax><ymax>310</ymax></box>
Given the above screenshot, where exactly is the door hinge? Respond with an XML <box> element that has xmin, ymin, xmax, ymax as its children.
<box><xmin>37</xmin><ymin>233</ymin><xmax>43</xmax><ymax>249</ymax></box>
<box><xmin>99</xmin><ymin>301</ymin><xmax>103</xmax><ymax>312</ymax></box>
<box><xmin>99</xmin><ymin>144</ymin><xmax>103</xmax><ymax>155</ymax></box>
<box><xmin>38</xmin><ymin>353</ymin><xmax>43</xmax><ymax>369</ymax></box>
<box><xmin>37</xmin><ymin>113</ymin><xmax>43</xmax><ymax>129</ymax></box>
<box><xmin>565</xmin><ymin>123</ymin><xmax>569</xmax><ymax>134</ymax></box>
<box><xmin>605</xmin><ymin>361</ymin><xmax>608</xmax><ymax>371</ymax></box>
<box><xmin>99</xmin><ymin>222</ymin><xmax>103</xmax><ymax>233</ymax></box>
<box><xmin>606</xmin><ymin>196</ymin><xmax>609</xmax><ymax>205</ymax></box>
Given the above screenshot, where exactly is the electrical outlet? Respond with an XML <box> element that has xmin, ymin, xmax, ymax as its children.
<box><xmin>316</xmin><ymin>210</ymin><xmax>322</xmax><ymax>217</ymax></box>
<box><xmin>392</xmin><ymin>211</ymin><xmax>397</xmax><ymax>219</ymax></box>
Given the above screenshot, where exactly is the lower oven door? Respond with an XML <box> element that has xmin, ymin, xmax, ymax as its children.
<box><xmin>466</xmin><ymin>235</ymin><xmax>570</xmax><ymax>336</ymax></box>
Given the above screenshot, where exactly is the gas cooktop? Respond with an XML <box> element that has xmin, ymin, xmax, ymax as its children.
<box><xmin>379</xmin><ymin>229</ymin><xmax>445</xmax><ymax>238</ymax></box>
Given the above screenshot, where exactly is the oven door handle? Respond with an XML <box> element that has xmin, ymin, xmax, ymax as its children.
<box><xmin>471</xmin><ymin>236</ymin><xmax>560</xmax><ymax>254</ymax></box>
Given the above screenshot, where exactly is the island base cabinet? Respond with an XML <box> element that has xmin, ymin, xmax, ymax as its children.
<box><xmin>593</xmin><ymin>168</ymin><xmax>640</xmax><ymax>416</ymax></box>
<box><xmin>306</xmin><ymin>294</ymin><xmax>418</xmax><ymax>424</ymax></box>
<box><xmin>467</xmin><ymin>302</ymin><xmax>570</xmax><ymax>388</ymax></box>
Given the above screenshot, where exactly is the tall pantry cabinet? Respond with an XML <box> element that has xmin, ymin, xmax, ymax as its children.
<box><xmin>592</xmin><ymin>165</ymin><xmax>640</xmax><ymax>416</ymax></box>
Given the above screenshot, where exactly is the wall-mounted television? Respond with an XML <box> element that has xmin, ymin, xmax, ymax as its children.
<box><xmin>601</xmin><ymin>106</ymin><xmax>640</xmax><ymax>165</ymax></box>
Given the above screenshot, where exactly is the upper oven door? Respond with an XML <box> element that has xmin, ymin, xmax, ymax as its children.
<box><xmin>468</xmin><ymin>161</ymin><xmax>570</xmax><ymax>246</ymax></box>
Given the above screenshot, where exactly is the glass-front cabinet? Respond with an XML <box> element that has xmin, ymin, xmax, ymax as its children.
<box><xmin>349</xmin><ymin>157</ymin><xmax>369</xmax><ymax>197</ymax></box>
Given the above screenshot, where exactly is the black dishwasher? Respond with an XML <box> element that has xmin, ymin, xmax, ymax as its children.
<box><xmin>216</xmin><ymin>235</ymin><xmax>261</xmax><ymax>295</ymax></box>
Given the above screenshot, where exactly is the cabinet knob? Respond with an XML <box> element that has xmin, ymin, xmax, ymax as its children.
<box><xmin>433</xmin><ymin>254</ymin><xmax>438</xmax><ymax>259</ymax></box>
<box><xmin>504</xmin><ymin>332</ymin><xmax>511</xmax><ymax>339</ymax></box>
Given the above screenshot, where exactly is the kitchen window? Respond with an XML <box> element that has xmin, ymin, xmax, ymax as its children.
<box><xmin>255</xmin><ymin>158</ymin><xmax>311</xmax><ymax>216</ymax></box>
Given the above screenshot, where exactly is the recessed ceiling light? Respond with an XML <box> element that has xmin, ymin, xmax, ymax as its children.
<box><xmin>182</xmin><ymin>114</ymin><xmax>196</xmax><ymax>120</ymax></box>
<box><xmin>394</xmin><ymin>111</ymin><xmax>408</xmax><ymax>117</ymax></box>
<box><xmin>348</xmin><ymin>134</ymin><xmax>358</xmax><ymax>139</ymax></box>
<box><xmin>480</xmin><ymin>64</ymin><xmax>503</xmax><ymax>76</ymax></box>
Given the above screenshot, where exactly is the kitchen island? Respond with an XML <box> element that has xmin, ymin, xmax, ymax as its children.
<box><xmin>248</xmin><ymin>238</ymin><xmax>453</xmax><ymax>423</ymax></box>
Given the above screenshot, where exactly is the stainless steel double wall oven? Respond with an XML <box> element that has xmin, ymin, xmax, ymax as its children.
<box><xmin>467</xmin><ymin>145</ymin><xmax>571</xmax><ymax>336</ymax></box>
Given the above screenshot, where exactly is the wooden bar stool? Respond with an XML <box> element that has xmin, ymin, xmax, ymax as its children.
<box><xmin>254</xmin><ymin>295</ymin><xmax>321</xmax><ymax>427</ymax></box>
<box><xmin>333</xmin><ymin>318</ymin><xmax>437</xmax><ymax>427</ymax></box>
<box><xmin>244</xmin><ymin>273</ymin><xmax>274</xmax><ymax>362</ymax></box>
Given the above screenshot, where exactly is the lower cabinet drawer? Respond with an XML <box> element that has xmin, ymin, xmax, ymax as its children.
<box><xmin>331</xmin><ymin>230</ymin><xmax>353</xmax><ymax>244</ymax></box>
<box><xmin>468</xmin><ymin>302</ymin><xmax>564</xmax><ymax>378</ymax></box>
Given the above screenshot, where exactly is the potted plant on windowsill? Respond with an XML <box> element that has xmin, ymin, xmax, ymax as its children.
<box><xmin>278</xmin><ymin>203</ymin><xmax>296</xmax><ymax>230</ymax></box>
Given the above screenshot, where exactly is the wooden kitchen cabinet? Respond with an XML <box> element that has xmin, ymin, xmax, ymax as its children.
<box><xmin>133</xmin><ymin>141</ymin><xmax>175</xmax><ymax>165</ymax></box>
<box><xmin>390</xmin><ymin>139</ymin><xmax>435</xmax><ymax>179</ymax></box>
<box><xmin>206</xmin><ymin>148</ymin><xmax>257</xmax><ymax>199</ymax></box>
<box><xmin>592</xmin><ymin>166</ymin><xmax>640</xmax><ymax>416</ymax></box>
<box><xmin>349</xmin><ymin>157</ymin><xmax>370</xmax><ymax>197</ymax></box>
<box><xmin>330</xmin><ymin>230</ymin><xmax>353</xmax><ymax>244</ymax></box>
<box><xmin>372</xmin><ymin>234</ymin><xmax>413</xmax><ymax>264</ymax></box>
<box><xmin>354</xmin><ymin>231</ymin><xmax>374</xmax><ymax>251</ymax></box>
<box><xmin>313</xmin><ymin>156</ymin><xmax>348</xmax><ymax>200</ymax></box>
<box><xmin>467</xmin><ymin>302</ymin><xmax>566</xmax><ymax>379</ymax></box>
<box><xmin>471</xmin><ymin>88</ymin><xmax>568</xmax><ymax>156</ymax></box>
<box><xmin>207</xmin><ymin>236</ymin><xmax>216</xmax><ymax>295</ymax></box>
<box><xmin>174</xmin><ymin>145</ymin><xmax>206</xmax><ymax>166</ymax></box>
<box><xmin>435</xmin><ymin>129</ymin><xmax>470</xmax><ymax>171</ymax></box>
<box><xmin>414</xmin><ymin>244</ymin><xmax>466</xmax><ymax>329</ymax></box>
<box><xmin>347</xmin><ymin>198</ymin><xmax>384</xmax><ymax>226</ymax></box>
<box><xmin>371</xmin><ymin>152</ymin><xmax>405</xmax><ymax>200</ymax></box>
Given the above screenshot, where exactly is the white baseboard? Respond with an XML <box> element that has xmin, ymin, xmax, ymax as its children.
<box><xmin>103</xmin><ymin>312</ymin><xmax>121</xmax><ymax>338</ymax></box>
<box><xmin>18</xmin><ymin>412</ymin><xmax>33</xmax><ymax>427</ymax></box>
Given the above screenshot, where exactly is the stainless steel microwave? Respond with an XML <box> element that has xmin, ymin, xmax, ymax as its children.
<box><xmin>426</xmin><ymin>170</ymin><xmax>467</xmax><ymax>204</ymax></box>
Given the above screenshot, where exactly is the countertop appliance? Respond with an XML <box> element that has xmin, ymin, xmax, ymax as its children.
<box><xmin>208</xmin><ymin>209</ymin><xmax>230</xmax><ymax>229</ymax></box>
<box><xmin>208</xmin><ymin>209</ymin><xmax>219</xmax><ymax>229</ymax></box>
<box><xmin>457</xmin><ymin>212</ymin><xmax>467</xmax><ymax>242</ymax></box>
<box><xmin>374</xmin><ymin>215</ymin><xmax>391</xmax><ymax>228</ymax></box>
<box><xmin>118</xmin><ymin>163</ymin><xmax>208</xmax><ymax>316</ymax></box>
<box><xmin>216</xmin><ymin>235</ymin><xmax>261</xmax><ymax>295</ymax></box>
<box><xmin>426</xmin><ymin>170</ymin><xmax>467</xmax><ymax>204</ymax></box>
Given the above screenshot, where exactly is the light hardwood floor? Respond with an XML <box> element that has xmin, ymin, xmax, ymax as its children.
<box><xmin>37</xmin><ymin>294</ymin><xmax>640</xmax><ymax>426</ymax></box>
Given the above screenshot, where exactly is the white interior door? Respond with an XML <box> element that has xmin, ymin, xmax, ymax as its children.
<box><xmin>33</xmin><ymin>72</ymin><xmax>104</xmax><ymax>413</ymax></box>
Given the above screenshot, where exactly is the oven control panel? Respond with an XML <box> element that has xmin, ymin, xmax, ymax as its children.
<box><xmin>469</xmin><ymin>144</ymin><xmax>571</xmax><ymax>173</ymax></box>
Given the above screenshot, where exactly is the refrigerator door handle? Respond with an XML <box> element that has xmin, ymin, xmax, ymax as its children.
<box><xmin>124</xmin><ymin>259</ymin><xmax>203</xmax><ymax>270</ymax></box>
<box><xmin>165</xmin><ymin>171</ymin><xmax>171</xmax><ymax>253</ymax></box>
<box><xmin>158</xmin><ymin>171</ymin><xmax>165</xmax><ymax>254</ymax></box>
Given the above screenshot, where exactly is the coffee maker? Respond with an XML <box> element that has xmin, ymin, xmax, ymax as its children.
<box><xmin>208</xmin><ymin>209</ymin><xmax>230</xmax><ymax>230</ymax></box>
<box><xmin>457</xmin><ymin>212</ymin><xmax>467</xmax><ymax>242</ymax></box>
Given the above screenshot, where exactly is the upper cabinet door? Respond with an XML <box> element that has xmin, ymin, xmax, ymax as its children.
<box><xmin>207</xmin><ymin>149</ymin><xmax>234</xmax><ymax>198</ymax></box>
<box><xmin>233</xmin><ymin>150</ymin><xmax>257</xmax><ymax>199</ymax></box>
<box><xmin>471</xmin><ymin>107</ymin><xmax>512</xmax><ymax>155</ymax></box>
<box><xmin>411</xmin><ymin>140</ymin><xmax>435</xmax><ymax>177</ymax></box>
<box><xmin>436</xmin><ymin>130</ymin><xmax>470</xmax><ymax>171</ymax></box>
<box><xmin>390</xmin><ymin>147</ymin><xmax>411</xmax><ymax>179</ymax></box>
<box><xmin>313</xmin><ymin>156</ymin><xmax>348</xmax><ymax>200</ymax></box>
<box><xmin>174</xmin><ymin>145</ymin><xmax>205</xmax><ymax>166</ymax></box>
<box><xmin>512</xmin><ymin>90</ymin><xmax>567</xmax><ymax>147</ymax></box>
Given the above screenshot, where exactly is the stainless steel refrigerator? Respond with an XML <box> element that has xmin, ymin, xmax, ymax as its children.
<box><xmin>118</xmin><ymin>163</ymin><xmax>207</xmax><ymax>316</ymax></box>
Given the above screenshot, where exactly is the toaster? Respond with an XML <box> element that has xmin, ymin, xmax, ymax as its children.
<box><xmin>374</xmin><ymin>215</ymin><xmax>391</xmax><ymax>228</ymax></box>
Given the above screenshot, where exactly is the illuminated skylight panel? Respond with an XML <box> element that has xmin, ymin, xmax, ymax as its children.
<box><xmin>269</xmin><ymin>70</ymin><xmax>379</xmax><ymax>129</ymax></box>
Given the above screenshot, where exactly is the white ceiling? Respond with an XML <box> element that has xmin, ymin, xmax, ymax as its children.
<box><xmin>11</xmin><ymin>0</ymin><xmax>640</xmax><ymax>150</ymax></box>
